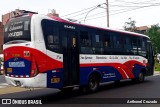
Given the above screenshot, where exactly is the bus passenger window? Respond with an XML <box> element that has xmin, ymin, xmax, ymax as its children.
<box><xmin>141</xmin><ymin>39</ymin><xmax>147</xmax><ymax>57</ymax></box>
<box><xmin>47</xmin><ymin>35</ymin><xmax>59</xmax><ymax>44</ymax></box>
<box><xmin>113</xmin><ymin>35</ymin><xmax>123</xmax><ymax>48</ymax></box>
<box><xmin>95</xmin><ymin>35</ymin><xmax>100</xmax><ymax>42</ymax></box>
<box><xmin>80</xmin><ymin>31</ymin><xmax>92</xmax><ymax>54</ymax></box>
<box><xmin>104</xmin><ymin>41</ymin><xmax>108</xmax><ymax>47</ymax></box>
<box><xmin>48</xmin><ymin>35</ymin><xmax>53</xmax><ymax>43</ymax></box>
<box><xmin>103</xmin><ymin>34</ymin><xmax>111</xmax><ymax>48</ymax></box>
<box><xmin>137</xmin><ymin>39</ymin><xmax>142</xmax><ymax>55</ymax></box>
<box><xmin>131</xmin><ymin>38</ymin><xmax>138</xmax><ymax>55</ymax></box>
<box><xmin>41</xmin><ymin>19</ymin><xmax>61</xmax><ymax>53</ymax></box>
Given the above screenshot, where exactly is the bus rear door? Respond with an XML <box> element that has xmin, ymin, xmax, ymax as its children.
<box><xmin>61</xmin><ymin>31</ymin><xmax>79</xmax><ymax>86</ymax></box>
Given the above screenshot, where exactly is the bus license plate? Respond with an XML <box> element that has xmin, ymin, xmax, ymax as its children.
<box><xmin>51</xmin><ymin>78</ymin><xmax>60</xmax><ymax>83</ymax></box>
<box><xmin>7</xmin><ymin>68</ymin><xmax>12</xmax><ymax>73</ymax></box>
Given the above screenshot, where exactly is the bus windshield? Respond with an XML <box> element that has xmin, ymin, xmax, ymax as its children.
<box><xmin>4</xmin><ymin>16</ymin><xmax>31</xmax><ymax>44</ymax></box>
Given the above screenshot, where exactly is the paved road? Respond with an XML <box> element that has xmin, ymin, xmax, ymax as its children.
<box><xmin>0</xmin><ymin>75</ymin><xmax>6</xmax><ymax>83</ymax></box>
<box><xmin>0</xmin><ymin>75</ymin><xmax>160</xmax><ymax>107</ymax></box>
<box><xmin>0</xmin><ymin>75</ymin><xmax>8</xmax><ymax>89</ymax></box>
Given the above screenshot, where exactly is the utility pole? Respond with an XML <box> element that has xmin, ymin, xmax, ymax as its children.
<box><xmin>106</xmin><ymin>0</ymin><xmax>109</xmax><ymax>27</ymax></box>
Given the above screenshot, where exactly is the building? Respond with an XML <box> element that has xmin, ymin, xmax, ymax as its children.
<box><xmin>0</xmin><ymin>22</ymin><xmax>3</xmax><ymax>54</ymax></box>
<box><xmin>136</xmin><ymin>26</ymin><xmax>150</xmax><ymax>34</ymax></box>
<box><xmin>2</xmin><ymin>9</ymin><xmax>38</xmax><ymax>25</ymax></box>
<box><xmin>47</xmin><ymin>9</ymin><xmax>59</xmax><ymax>17</ymax></box>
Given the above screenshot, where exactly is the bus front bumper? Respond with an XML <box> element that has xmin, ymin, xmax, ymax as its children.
<box><xmin>5</xmin><ymin>73</ymin><xmax>47</xmax><ymax>88</ymax></box>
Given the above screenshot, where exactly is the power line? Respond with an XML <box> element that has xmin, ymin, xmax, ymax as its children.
<box><xmin>60</xmin><ymin>0</ymin><xmax>160</xmax><ymax>24</ymax></box>
<box><xmin>63</xmin><ymin>0</ymin><xmax>160</xmax><ymax>17</ymax></box>
<box><xmin>76</xmin><ymin>3</ymin><xmax>160</xmax><ymax>21</ymax></box>
<box><xmin>77</xmin><ymin>3</ymin><xmax>160</xmax><ymax>22</ymax></box>
<box><xmin>114</xmin><ymin>0</ymin><xmax>159</xmax><ymax>5</ymax></box>
<box><xmin>61</xmin><ymin>3</ymin><xmax>105</xmax><ymax>18</ymax></box>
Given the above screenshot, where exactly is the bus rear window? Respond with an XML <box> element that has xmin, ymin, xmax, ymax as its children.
<box><xmin>4</xmin><ymin>16</ymin><xmax>31</xmax><ymax>44</ymax></box>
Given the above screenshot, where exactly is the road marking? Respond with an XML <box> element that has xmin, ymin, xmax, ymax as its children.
<box><xmin>0</xmin><ymin>83</ymin><xmax>10</xmax><ymax>88</ymax></box>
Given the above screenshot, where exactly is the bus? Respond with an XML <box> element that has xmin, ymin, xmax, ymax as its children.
<box><xmin>3</xmin><ymin>13</ymin><xmax>154</xmax><ymax>92</ymax></box>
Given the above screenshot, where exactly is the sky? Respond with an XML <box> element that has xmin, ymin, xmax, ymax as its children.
<box><xmin>1</xmin><ymin>0</ymin><xmax>160</xmax><ymax>29</ymax></box>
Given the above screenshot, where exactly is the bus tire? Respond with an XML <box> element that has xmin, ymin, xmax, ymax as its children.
<box><xmin>87</xmin><ymin>75</ymin><xmax>100</xmax><ymax>92</ymax></box>
<box><xmin>133</xmin><ymin>71</ymin><xmax>145</xmax><ymax>83</ymax></box>
<box><xmin>138</xmin><ymin>71</ymin><xmax>145</xmax><ymax>82</ymax></box>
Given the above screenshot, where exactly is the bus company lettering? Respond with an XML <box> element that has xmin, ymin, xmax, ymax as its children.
<box><xmin>109</xmin><ymin>56</ymin><xmax>118</xmax><ymax>59</ymax></box>
<box><xmin>64</xmin><ymin>25</ymin><xmax>75</xmax><ymax>29</ymax></box>
<box><xmin>129</xmin><ymin>56</ymin><xmax>140</xmax><ymax>59</ymax></box>
<box><xmin>121</xmin><ymin>56</ymin><xmax>127</xmax><ymax>59</ymax></box>
<box><xmin>85</xmin><ymin>56</ymin><xmax>92</xmax><ymax>60</ymax></box>
<box><xmin>8</xmin><ymin>31</ymin><xmax>23</xmax><ymax>37</ymax></box>
<box><xmin>103</xmin><ymin>73</ymin><xmax>116</xmax><ymax>78</ymax></box>
<box><xmin>9</xmin><ymin>25</ymin><xmax>23</xmax><ymax>31</ymax></box>
<box><xmin>96</xmin><ymin>56</ymin><xmax>107</xmax><ymax>59</ymax></box>
<box><xmin>8</xmin><ymin>21</ymin><xmax>24</xmax><ymax>38</ymax></box>
<box><xmin>9</xmin><ymin>61</ymin><xmax>25</xmax><ymax>67</ymax></box>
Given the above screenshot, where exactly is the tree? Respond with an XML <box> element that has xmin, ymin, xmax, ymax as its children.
<box><xmin>124</xmin><ymin>18</ymin><xmax>136</xmax><ymax>32</ymax></box>
<box><xmin>145</xmin><ymin>24</ymin><xmax>160</xmax><ymax>54</ymax></box>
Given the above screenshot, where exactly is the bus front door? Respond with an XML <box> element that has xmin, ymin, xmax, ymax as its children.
<box><xmin>146</xmin><ymin>41</ymin><xmax>154</xmax><ymax>76</ymax></box>
<box><xmin>62</xmin><ymin>31</ymin><xmax>79</xmax><ymax>86</ymax></box>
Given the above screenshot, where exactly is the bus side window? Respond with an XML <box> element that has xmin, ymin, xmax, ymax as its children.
<box><xmin>47</xmin><ymin>34</ymin><xmax>60</xmax><ymax>51</ymax></box>
<box><xmin>137</xmin><ymin>39</ymin><xmax>142</xmax><ymax>55</ymax></box>
<box><xmin>103</xmin><ymin>33</ymin><xmax>113</xmax><ymax>55</ymax></box>
<box><xmin>103</xmin><ymin>34</ymin><xmax>111</xmax><ymax>48</ymax></box>
<box><xmin>131</xmin><ymin>37</ymin><xmax>138</xmax><ymax>55</ymax></box>
<box><xmin>92</xmin><ymin>33</ymin><xmax>103</xmax><ymax>54</ymax></box>
<box><xmin>48</xmin><ymin>35</ymin><xmax>54</xmax><ymax>43</ymax></box>
<box><xmin>80</xmin><ymin>31</ymin><xmax>92</xmax><ymax>54</ymax></box>
<box><xmin>124</xmin><ymin>36</ymin><xmax>133</xmax><ymax>55</ymax></box>
<box><xmin>141</xmin><ymin>38</ymin><xmax>147</xmax><ymax>57</ymax></box>
<box><xmin>104</xmin><ymin>41</ymin><xmax>108</xmax><ymax>47</ymax></box>
<box><xmin>113</xmin><ymin>34</ymin><xmax>123</xmax><ymax>49</ymax></box>
<box><xmin>41</xmin><ymin>19</ymin><xmax>61</xmax><ymax>53</ymax></box>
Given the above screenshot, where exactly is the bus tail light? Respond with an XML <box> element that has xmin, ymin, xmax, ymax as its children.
<box><xmin>24</xmin><ymin>51</ymin><xmax>30</xmax><ymax>57</ymax></box>
<box><xmin>30</xmin><ymin>69</ymin><xmax>38</xmax><ymax>77</ymax></box>
<box><xmin>30</xmin><ymin>56</ymin><xmax>39</xmax><ymax>77</ymax></box>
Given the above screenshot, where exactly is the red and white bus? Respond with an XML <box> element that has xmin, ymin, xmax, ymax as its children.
<box><xmin>3</xmin><ymin>13</ymin><xmax>154</xmax><ymax>92</ymax></box>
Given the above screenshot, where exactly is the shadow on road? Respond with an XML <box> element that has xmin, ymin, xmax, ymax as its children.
<box><xmin>0</xmin><ymin>79</ymin><xmax>153</xmax><ymax>104</ymax></box>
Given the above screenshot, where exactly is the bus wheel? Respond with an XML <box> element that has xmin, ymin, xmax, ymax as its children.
<box><xmin>137</xmin><ymin>72</ymin><xmax>145</xmax><ymax>82</ymax></box>
<box><xmin>87</xmin><ymin>75</ymin><xmax>100</xmax><ymax>92</ymax></box>
<box><xmin>133</xmin><ymin>72</ymin><xmax>145</xmax><ymax>83</ymax></box>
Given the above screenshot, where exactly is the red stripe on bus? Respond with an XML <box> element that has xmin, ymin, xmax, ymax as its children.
<box><xmin>4</xmin><ymin>46</ymin><xmax>63</xmax><ymax>73</ymax></box>
<box><xmin>80</xmin><ymin>61</ymin><xmax>144</xmax><ymax>79</ymax></box>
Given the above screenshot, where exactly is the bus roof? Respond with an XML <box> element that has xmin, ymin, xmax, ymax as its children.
<box><xmin>36</xmin><ymin>14</ymin><xmax>150</xmax><ymax>39</ymax></box>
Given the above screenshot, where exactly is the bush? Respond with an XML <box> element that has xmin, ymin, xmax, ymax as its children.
<box><xmin>155</xmin><ymin>63</ymin><xmax>160</xmax><ymax>71</ymax></box>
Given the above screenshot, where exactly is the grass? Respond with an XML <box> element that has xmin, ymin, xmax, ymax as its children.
<box><xmin>154</xmin><ymin>63</ymin><xmax>160</xmax><ymax>71</ymax></box>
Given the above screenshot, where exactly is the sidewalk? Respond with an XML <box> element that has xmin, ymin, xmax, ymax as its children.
<box><xmin>154</xmin><ymin>71</ymin><xmax>160</xmax><ymax>74</ymax></box>
<box><xmin>154</xmin><ymin>71</ymin><xmax>160</xmax><ymax>76</ymax></box>
<box><xmin>0</xmin><ymin>86</ymin><xmax>42</xmax><ymax>95</ymax></box>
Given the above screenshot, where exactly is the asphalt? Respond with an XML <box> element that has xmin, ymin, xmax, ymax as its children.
<box><xmin>0</xmin><ymin>75</ymin><xmax>6</xmax><ymax>83</ymax></box>
<box><xmin>0</xmin><ymin>71</ymin><xmax>160</xmax><ymax>95</ymax></box>
<box><xmin>0</xmin><ymin>72</ymin><xmax>160</xmax><ymax>107</ymax></box>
